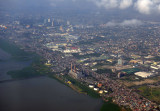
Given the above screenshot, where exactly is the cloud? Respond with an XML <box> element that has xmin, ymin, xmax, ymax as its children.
<box><xmin>134</xmin><ymin>0</ymin><xmax>160</xmax><ymax>14</ymax></box>
<box><xmin>158</xmin><ymin>5</ymin><xmax>160</xmax><ymax>11</ymax></box>
<box><xmin>90</xmin><ymin>0</ymin><xmax>133</xmax><ymax>9</ymax></box>
<box><xmin>89</xmin><ymin>0</ymin><xmax>160</xmax><ymax>14</ymax></box>
<box><xmin>93</xmin><ymin>0</ymin><xmax>118</xmax><ymax>9</ymax></box>
<box><xmin>48</xmin><ymin>0</ymin><xmax>160</xmax><ymax>15</ymax></box>
<box><xmin>120</xmin><ymin>0</ymin><xmax>133</xmax><ymax>9</ymax></box>
<box><xmin>134</xmin><ymin>0</ymin><xmax>154</xmax><ymax>14</ymax></box>
<box><xmin>105</xmin><ymin>21</ymin><xmax>117</xmax><ymax>27</ymax></box>
<box><xmin>104</xmin><ymin>19</ymin><xmax>143</xmax><ymax>27</ymax></box>
<box><xmin>120</xmin><ymin>19</ymin><xmax>143</xmax><ymax>26</ymax></box>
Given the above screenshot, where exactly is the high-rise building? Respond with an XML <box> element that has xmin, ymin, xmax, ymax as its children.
<box><xmin>52</xmin><ymin>21</ymin><xmax>54</xmax><ymax>27</ymax></box>
<box><xmin>67</xmin><ymin>21</ymin><xmax>70</xmax><ymax>25</ymax></box>
<box><xmin>118</xmin><ymin>58</ymin><xmax>123</xmax><ymax>66</ymax></box>
<box><xmin>48</xmin><ymin>18</ymin><xmax>51</xmax><ymax>23</ymax></box>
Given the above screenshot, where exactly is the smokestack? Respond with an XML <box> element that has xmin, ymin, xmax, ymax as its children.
<box><xmin>71</xmin><ymin>63</ymin><xmax>72</xmax><ymax>72</ymax></box>
<box><xmin>74</xmin><ymin>65</ymin><xmax>76</xmax><ymax>73</ymax></box>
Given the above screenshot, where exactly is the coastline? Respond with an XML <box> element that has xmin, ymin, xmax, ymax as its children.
<box><xmin>0</xmin><ymin>38</ymin><xmax>122</xmax><ymax>111</ymax></box>
<box><xmin>51</xmin><ymin>74</ymin><xmax>100</xmax><ymax>98</ymax></box>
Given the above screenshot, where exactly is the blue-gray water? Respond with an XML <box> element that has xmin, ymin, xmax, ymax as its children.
<box><xmin>0</xmin><ymin>48</ymin><xmax>102</xmax><ymax>111</ymax></box>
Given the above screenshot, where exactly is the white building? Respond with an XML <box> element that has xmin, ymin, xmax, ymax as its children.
<box><xmin>69</xmin><ymin>70</ymin><xmax>83</xmax><ymax>79</ymax></box>
<box><xmin>63</xmin><ymin>49</ymin><xmax>81</xmax><ymax>53</ymax></box>
<box><xmin>134</xmin><ymin>72</ymin><xmax>154</xmax><ymax>78</ymax></box>
<box><xmin>151</xmin><ymin>66</ymin><xmax>160</xmax><ymax>70</ymax></box>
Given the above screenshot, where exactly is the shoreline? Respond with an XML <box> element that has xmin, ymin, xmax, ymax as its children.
<box><xmin>50</xmin><ymin>74</ymin><xmax>100</xmax><ymax>98</ymax></box>
<box><xmin>53</xmin><ymin>75</ymin><xmax>87</xmax><ymax>95</ymax></box>
<box><xmin>0</xmin><ymin>75</ymin><xmax>45</xmax><ymax>83</ymax></box>
<box><xmin>0</xmin><ymin>38</ymin><xmax>122</xmax><ymax>111</ymax></box>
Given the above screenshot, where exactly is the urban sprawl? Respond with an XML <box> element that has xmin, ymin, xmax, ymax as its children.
<box><xmin>1</xmin><ymin>15</ymin><xmax>160</xmax><ymax>111</ymax></box>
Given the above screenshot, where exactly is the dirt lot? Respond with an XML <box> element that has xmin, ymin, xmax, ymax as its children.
<box><xmin>101</xmin><ymin>65</ymin><xmax>133</xmax><ymax>70</ymax></box>
<box><xmin>120</xmin><ymin>76</ymin><xmax>160</xmax><ymax>87</ymax></box>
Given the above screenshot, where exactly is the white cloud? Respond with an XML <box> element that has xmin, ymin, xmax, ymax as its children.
<box><xmin>135</xmin><ymin>0</ymin><xmax>160</xmax><ymax>14</ymax></box>
<box><xmin>120</xmin><ymin>0</ymin><xmax>133</xmax><ymax>9</ymax></box>
<box><xmin>106</xmin><ymin>21</ymin><xmax>117</xmax><ymax>27</ymax></box>
<box><xmin>94</xmin><ymin>0</ymin><xmax>118</xmax><ymax>9</ymax></box>
<box><xmin>104</xmin><ymin>19</ymin><xmax>143</xmax><ymax>27</ymax></box>
<box><xmin>158</xmin><ymin>5</ymin><xmax>160</xmax><ymax>12</ymax></box>
<box><xmin>90</xmin><ymin>0</ymin><xmax>133</xmax><ymax>9</ymax></box>
<box><xmin>89</xmin><ymin>0</ymin><xmax>160</xmax><ymax>14</ymax></box>
<box><xmin>134</xmin><ymin>0</ymin><xmax>153</xmax><ymax>14</ymax></box>
<box><xmin>48</xmin><ymin>0</ymin><xmax>160</xmax><ymax>15</ymax></box>
<box><xmin>120</xmin><ymin>19</ymin><xmax>143</xmax><ymax>26</ymax></box>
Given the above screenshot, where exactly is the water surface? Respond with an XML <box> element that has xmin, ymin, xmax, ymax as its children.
<box><xmin>0</xmin><ymin>77</ymin><xmax>102</xmax><ymax>111</ymax></box>
<box><xmin>0</xmin><ymin>48</ymin><xmax>31</xmax><ymax>81</ymax></box>
<box><xmin>0</xmin><ymin>48</ymin><xmax>102</xmax><ymax>111</ymax></box>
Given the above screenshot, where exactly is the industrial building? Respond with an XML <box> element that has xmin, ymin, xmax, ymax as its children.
<box><xmin>69</xmin><ymin>63</ymin><xmax>83</xmax><ymax>79</ymax></box>
<box><xmin>134</xmin><ymin>72</ymin><xmax>154</xmax><ymax>78</ymax></box>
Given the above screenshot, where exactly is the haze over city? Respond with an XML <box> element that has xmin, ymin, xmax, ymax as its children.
<box><xmin>0</xmin><ymin>0</ymin><xmax>160</xmax><ymax>111</ymax></box>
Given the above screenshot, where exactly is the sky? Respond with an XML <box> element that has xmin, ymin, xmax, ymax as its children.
<box><xmin>48</xmin><ymin>0</ymin><xmax>160</xmax><ymax>15</ymax></box>
<box><xmin>89</xmin><ymin>0</ymin><xmax>160</xmax><ymax>15</ymax></box>
<box><xmin>1</xmin><ymin>0</ymin><xmax>160</xmax><ymax>24</ymax></box>
<box><xmin>1</xmin><ymin>0</ymin><xmax>160</xmax><ymax>14</ymax></box>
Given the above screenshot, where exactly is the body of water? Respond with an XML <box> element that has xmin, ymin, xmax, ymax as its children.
<box><xmin>0</xmin><ymin>49</ymin><xmax>31</xmax><ymax>81</ymax></box>
<box><xmin>0</xmin><ymin>48</ymin><xmax>102</xmax><ymax>111</ymax></box>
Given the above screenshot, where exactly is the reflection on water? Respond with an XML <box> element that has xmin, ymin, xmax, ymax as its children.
<box><xmin>0</xmin><ymin>49</ymin><xmax>102</xmax><ymax>111</ymax></box>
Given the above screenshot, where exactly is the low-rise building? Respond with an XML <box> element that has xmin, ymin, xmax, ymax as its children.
<box><xmin>134</xmin><ymin>72</ymin><xmax>154</xmax><ymax>78</ymax></box>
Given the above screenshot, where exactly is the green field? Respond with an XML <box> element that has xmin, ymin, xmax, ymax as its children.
<box><xmin>101</xmin><ymin>98</ymin><xmax>121</xmax><ymax>111</ymax></box>
<box><xmin>137</xmin><ymin>86</ymin><xmax>160</xmax><ymax>104</ymax></box>
<box><xmin>96</xmin><ymin>68</ymin><xmax>112</xmax><ymax>74</ymax></box>
<box><xmin>63</xmin><ymin>75</ymin><xmax>100</xmax><ymax>98</ymax></box>
<box><xmin>121</xmin><ymin>68</ymin><xmax>140</xmax><ymax>74</ymax></box>
<box><xmin>101</xmin><ymin>102</ymin><xmax>121</xmax><ymax>111</ymax></box>
<box><xmin>75</xmin><ymin>37</ymin><xmax>105</xmax><ymax>45</ymax></box>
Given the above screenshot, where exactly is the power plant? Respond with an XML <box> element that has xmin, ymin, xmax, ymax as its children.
<box><xmin>69</xmin><ymin>63</ymin><xmax>83</xmax><ymax>79</ymax></box>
